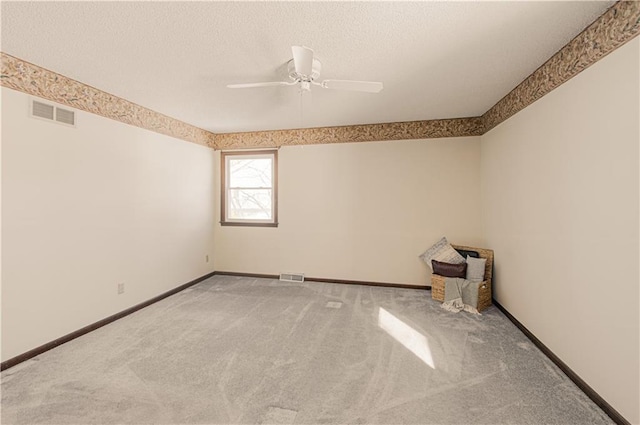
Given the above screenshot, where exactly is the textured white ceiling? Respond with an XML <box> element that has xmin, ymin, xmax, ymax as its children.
<box><xmin>1</xmin><ymin>1</ymin><xmax>613</xmax><ymax>133</ymax></box>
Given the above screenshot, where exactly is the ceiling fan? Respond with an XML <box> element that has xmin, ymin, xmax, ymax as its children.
<box><xmin>227</xmin><ymin>46</ymin><xmax>383</xmax><ymax>93</ymax></box>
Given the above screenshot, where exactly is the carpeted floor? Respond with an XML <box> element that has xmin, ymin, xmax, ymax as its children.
<box><xmin>1</xmin><ymin>275</ymin><xmax>613</xmax><ymax>424</ymax></box>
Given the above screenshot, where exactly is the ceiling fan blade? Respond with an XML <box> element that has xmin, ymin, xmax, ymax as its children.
<box><xmin>291</xmin><ymin>46</ymin><xmax>314</xmax><ymax>77</ymax></box>
<box><xmin>321</xmin><ymin>80</ymin><xmax>383</xmax><ymax>93</ymax></box>
<box><xmin>227</xmin><ymin>81</ymin><xmax>293</xmax><ymax>89</ymax></box>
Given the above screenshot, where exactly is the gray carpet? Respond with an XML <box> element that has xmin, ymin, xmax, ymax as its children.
<box><xmin>1</xmin><ymin>275</ymin><xmax>612</xmax><ymax>424</ymax></box>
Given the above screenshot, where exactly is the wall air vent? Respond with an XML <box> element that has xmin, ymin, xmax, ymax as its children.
<box><xmin>30</xmin><ymin>99</ymin><xmax>76</xmax><ymax>127</ymax></box>
<box><xmin>31</xmin><ymin>101</ymin><xmax>54</xmax><ymax>120</ymax></box>
<box><xmin>280</xmin><ymin>273</ymin><xmax>305</xmax><ymax>283</ymax></box>
<box><xmin>55</xmin><ymin>107</ymin><xmax>75</xmax><ymax>125</ymax></box>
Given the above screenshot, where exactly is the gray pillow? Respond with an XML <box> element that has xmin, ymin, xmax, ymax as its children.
<box><xmin>465</xmin><ymin>255</ymin><xmax>487</xmax><ymax>282</ymax></box>
<box><xmin>419</xmin><ymin>237</ymin><xmax>465</xmax><ymax>271</ymax></box>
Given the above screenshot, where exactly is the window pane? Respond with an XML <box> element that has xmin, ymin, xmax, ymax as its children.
<box><xmin>228</xmin><ymin>189</ymin><xmax>272</xmax><ymax>220</ymax></box>
<box><xmin>229</xmin><ymin>158</ymin><xmax>272</xmax><ymax>188</ymax></box>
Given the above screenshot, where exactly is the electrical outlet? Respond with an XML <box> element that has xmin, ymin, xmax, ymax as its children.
<box><xmin>117</xmin><ymin>283</ymin><xmax>125</xmax><ymax>295</ymax></box>
<box><xmin>206</xmin><ymin>255</ymin><xmax>209</xmax><ymax>263</ymax></box>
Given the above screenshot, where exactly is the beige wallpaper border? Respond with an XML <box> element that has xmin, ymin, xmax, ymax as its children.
<box><xmin>215</xmin><ymin>117</ymin><xmax>484</xmax><ymax>150</ymax></box>
<box><xmin>2</xmin><ymin>1</ymin><xmax>638</xmax><ymax>150</ymax></box>
<box><xmin>1</xmin><ymin>53</ymin><xmax>216</xmax><ymax>148</ymax></box>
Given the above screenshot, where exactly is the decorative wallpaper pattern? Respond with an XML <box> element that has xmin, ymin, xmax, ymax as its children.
<box><xmin>0</xmin><ymin>53</ymin><xmax>216</xmax><ymax>148</ymax></box>
<box><xmin>215</xmin><ymin>117</ymin><xmax>484</xmax><ymax>150</ymax></box>
<box><xmin>483</xmin><ymin>1</ymin><xmax>640</xmax><ymax>132</ymax></box>
<box><xmin>2</xmin><ymin>1</ymin><xmax>638</xmax><ymax>150</ymax></box>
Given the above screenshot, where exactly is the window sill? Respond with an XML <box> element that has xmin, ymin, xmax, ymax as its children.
<box><xmin>220</xmin><ymin>222</ymin><xmax>279</xmax><ymax>228</ymax></box>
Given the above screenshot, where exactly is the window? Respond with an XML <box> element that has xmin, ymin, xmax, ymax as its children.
<box><xmin>221</xmin><ymin>150</ymin><xmax>278</xmax><ymax>227</ymax></box>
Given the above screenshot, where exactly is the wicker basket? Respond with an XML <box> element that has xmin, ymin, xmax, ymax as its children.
<box><xmin>431</xmin><ymin>244</ymin><xmax>494</xmax><ymax>312</ymax></box>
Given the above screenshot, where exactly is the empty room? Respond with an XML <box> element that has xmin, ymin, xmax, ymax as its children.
<box><xmin>1</xmin><ymin>1</ymin><xmax>639</xmax><ymax>424</ymax></box>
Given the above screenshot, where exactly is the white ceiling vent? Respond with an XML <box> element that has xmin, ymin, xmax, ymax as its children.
<box><xmin>30</xmin><ymin>99</ymin><xmax>76</xmax><ymax>127</ymax></box>
<box><xmin>280</xmin><ymin>273</ymin><xmax>305</xmax><ymax>283</ymax></box>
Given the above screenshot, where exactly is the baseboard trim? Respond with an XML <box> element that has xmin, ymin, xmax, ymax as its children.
<box><xmin>213</xmin><ymin>271</ymin><xmax>430</xmax><ymax>290</ymax></box>
<box><xmin>213</xmin><ymin>271</ymin><xmax>280</xmax><ymax>279</ymax></box>
<box><xmin>0</xmin><ymin>271</ymin><xmax>216</xmax><ymax>372</ymax></box>
<box><xmin>305</xmin><ymin>276</ymin><xmax>429</xmax><ymax>290</ymax></box>
<box><xmin>493</xmin><ymin>299</ymin><xmax>630</xmax><ymax>425</ymax></box>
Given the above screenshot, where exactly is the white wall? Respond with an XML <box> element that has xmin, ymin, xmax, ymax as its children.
<box><xmin>481</xmin><ymin>38</ymin><xmax>639</xmax><ymax>424</ymax></box>
<box><xmin>1</xmin><ymin>88</ymin><xmax>216</xmax><ymax>362</ymax></box>
<box><xmin>214</xmin><ymin>137</ymin><xmax>483</xmax><ymax>286</ymax></box>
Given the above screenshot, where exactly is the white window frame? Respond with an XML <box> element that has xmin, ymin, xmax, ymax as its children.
<box><xmin>221</xmin><ymin>150</ymin><xmax>278</xmax><ymax>227</ymax></box>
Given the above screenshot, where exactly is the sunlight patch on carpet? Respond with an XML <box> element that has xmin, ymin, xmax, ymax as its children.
<box><xmin>378</xmin><ymin>307</ymin><xmax>435</xmax><ymax>369</ymax></box>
